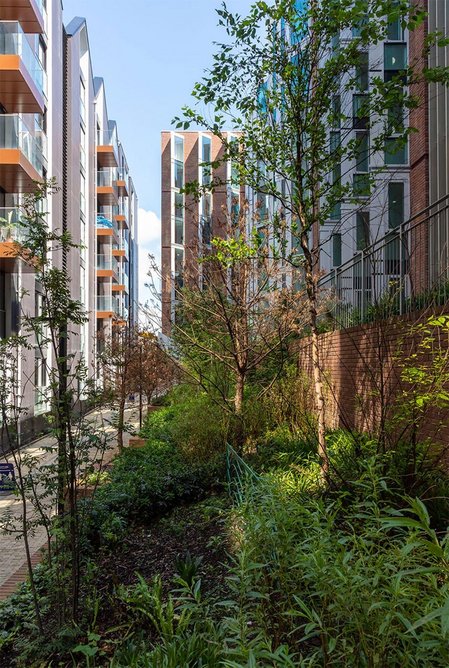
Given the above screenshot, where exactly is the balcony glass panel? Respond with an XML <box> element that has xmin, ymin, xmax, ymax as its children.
<box><xmin>97</xmin><ymin>169</ymin><xmax>116</xmax><ymax>187</ymax></box>
<box><xmin>0</xmin><ymin>22</ymin><xmax>45</xmax><ymax>94</ymax></box>
<box><xmin>97</xmin><ymin>254</ymin><xmax>119</xmax><ymax>274</ymax></box>
<box><xmin>0</xmin><ymin>207</ymin><xmax>26</xmax><ymax>242</ymax></box>
<box><xmin>0</xmin><ymin>114</ymin><xmax>46</xmax><ymax>175</ymax></box>
<box><xmin>97</xmin><ymin>295</ymin><xmax>115</xmax><ymax>312</ymax></box>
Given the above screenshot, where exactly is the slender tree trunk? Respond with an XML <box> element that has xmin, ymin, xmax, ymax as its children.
<box><xmin>117</xmin><ymin>394</ymin><xmax>126</xmax><ymax>452</ymax></box>
<box><xmin>301</xmin><ymin>234</ymin><xmax>329</xmax><ymax>475</ymax></box>
<box><xmin>234</xmin><ymin>372</ymin><xmax>245</xmax><ymax>454</ymax></box>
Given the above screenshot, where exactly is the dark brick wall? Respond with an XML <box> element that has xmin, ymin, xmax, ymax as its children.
<box><xmin>297</xmin><ymin>309</ymin><xmax>449</xmax><ymax>447</ymax></box>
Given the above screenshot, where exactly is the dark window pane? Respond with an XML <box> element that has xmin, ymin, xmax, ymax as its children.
<box><xmin>355</xmin><ymin>132</ymin><xmax>369</xmax><ymax>172</ymax></box>
<box><xmin>384</xmin><ymin>43</ymin><xmax>407</xmax><ymax>71</ymax></box>
<box><xmin>175</xmin><ymin>192</ymin><xmax>183</xmax><ymax>219</ymax></box>
<box><xmin>356</xmin><ymin>52</ymin><xmax>369</xmax><ymax>91</ymax></box>
<box><xmin>174</xmin><ymin>160</ymin><xmax>183</xmax><ymax>189</ymax></box>
<box><xmin>353</xmin><ymin>173</ymin><xmax>370</xmax><ymax>197</ymax></box>
<box><xmin>356</xmin><ymin>211</ymin><xmax>370</xmax><ymax>250</ymax></box>
<box><xmin>388</xmin><ymin>182</ymin><xmax>404</xmax><ymax>228</ymax></box>
<box><xmin>385</xmin><ymin>138</ymin><xmax>408</xmax><ymax>165</ymax></box>
<box><xmin>353</xmin><ymin>94</ymin><xmax>369</xmax><ymax>129</ymax></box>
<box><xmin>332</xmin><ymin>233</ymin><xmax>342</xmax><ymax>266</ymax></box>
<box><xmin>175</xmin><ymin>217</ymin><xmax>183</xmax><ymax>245</ymax></box>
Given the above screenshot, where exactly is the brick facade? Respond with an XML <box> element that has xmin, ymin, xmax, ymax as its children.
<box><xmin>297</xmin><ymin>310</ymin><xmax>449</xmax><ymax>447</ymax></box>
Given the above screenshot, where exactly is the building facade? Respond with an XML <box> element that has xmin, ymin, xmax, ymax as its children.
<box><xmin>0</xmin><ymin>1</ymin><xmax>138</xmax><ymax>445</ymax></box>
<box><xmin>161</xmin><ymin>131</ymin><xmax>240</xmax><ymax>335</ymax></box>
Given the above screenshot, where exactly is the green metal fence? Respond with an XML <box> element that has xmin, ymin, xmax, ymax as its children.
<box><xmin>225</xmin><ymin>442</ymin><xmax>260</xmax><ymax>503</ymax></box>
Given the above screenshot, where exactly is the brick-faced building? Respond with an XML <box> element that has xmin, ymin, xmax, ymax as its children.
<box><xmin>161</xmin><ymin>131</ymin><xmax>240</xmax><ymax>335</ymax></box>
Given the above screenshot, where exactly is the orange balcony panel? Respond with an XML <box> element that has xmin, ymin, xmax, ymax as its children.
<box><xmin>96</xmin><ymin>145</ymin><xmax>118</xmax><ymax>168</ymax></box>
<box><xmin>96</xmin><ymin>227</ymin><xmax>114</xmax><ymax>237</ymax></box>
<box><xmin>97</xmin><ymin>311</ymin><xmax>114</xmax><ymax>319</ymax></box>
<box><xmin>116</xmin><ymin>179</ymin><xmax>128</xmax><ymax>197</ymax></box>
<box><xmin>96</xmin><ymin>269</ymin><xmax>114</xmax><ymax>278</ymax></box>
<box><xmin>0</xmin><ymin>148</ymin><xmax>42</xmax><ymax>192</ymax></box>
<box><xmin>0</xmin><ymin>244</ymin><xmax>36</xmax><ymax>273</ymax></box>
<box><xmin>112</xmin><ymin>284</ymin><xmax>125</xmax><ymax>292</ymax></box>
<box><xmin>0</xmin><ymin>55</ymin><xmax>45</xmax><ymax>114</ymax></box>
<box><xmin>112</xmin><ymin>248</ymin><xmax>126</xmax><ymax>258</ymax></box>
<box><xmin>115</xmin><ymin>214</ymin><xmax>129</xmax><ymax>229</ymax></box>
<box><xmin>112</xmin><ymin>319</ymin><xmax>127</xmax><ymax>327</ymax></box>
<box><xmin>0</xmin><ymin>0</ymin><xmax>45</xmax><ymax>33</ymax></box>
<box><xmin>97</xmin><ymin>186</ymin><xmax>118</xmax><ymax>205</ymax></box>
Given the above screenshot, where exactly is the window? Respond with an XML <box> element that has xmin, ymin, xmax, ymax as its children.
<box><xmin>332</xmin><ymin>233</ymin><xmax>342</xmax><ymax>267</ymax></box>
<box><xmin>387</xmin><ymin>98</ymin><xmax>404</xmax><ymax>134</ymax></box>
<box><xmin>353</xmin><ymin>173</ymin><xmax>370</xmax><ymax>198</ymax></box>
<box><xmin>388</xmin><ymin>182</ymin><xmax>404</xmax><ymax>228</ymax></box>
<box><xmin>355</xmin><ymin>52</ymin><xmax>369</xmax><ymax>91</ymax></box>
<box><xmin>201</xmin><ymin>194</ymin><xmax>212</xmax><ymax>245</ymax></box>
<box><xmin>174</xmin><ymin>218</ymin><xmax>183</xmax><ymax>245</ymax></box>
<box><xmin>353</xmin><ymin>94</ymin><xmax>369</xmax><ymax>129</ymax></box>
<box><xmin>384</xmin><ymin>138</ymin><xmax>408</xmax><ymax>165</ymax></box>
<box><xmin>329</xmin><ymin>202</ymin><xmax>341</xmax><ymax>221</ymax></box>
<box><xmin>174</xmin><ymin>136</ymin><xmax>184</xmax><ymax>189</ymax></box>
<box><xmin>175</xmin><ymin>192</ymin><xmax>183</xmax><ymax>218</ymax></box>
<box><xmin>356</xmin><ymin>211</ymin><xmax>370</xmax><ymax>250</ymax></box>
<box><xmin>201</xmin><ymin>136</ymin><xmax>211</xmax><ymax>186</ymax></box>
<box><xmin>384</xmin><ymin>43</ymin><xmax>407</xmax><ymax>72</ymax></box>
<box><xmin>330</xmin><ymin>131</ymin><xmax>341</xmax><ymax>185</ymax></box>
<box><xmin>331</xmin><ymin>95</ymin><xmax>341</xmax><ymax>128</ymax></box>
<box><xmin>174</xmin><ymin>192</ymin><xmax>184</xmax><ymax>245</ymax></box>
<box><xmin>174</xmin><ymin>248</ymin><xmax>184</xmax><ymax>290</ymax></box>
<box><xmin>384</xmin><ymin>43</ymin><xmax>407</xmax><ymax>82</ymax></box>
<box><xmin>355</xmin><ymin>132</ymin><xmax>369</xmax><ymax>172</ymax></box>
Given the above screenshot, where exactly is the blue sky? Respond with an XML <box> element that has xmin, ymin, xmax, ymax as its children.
<box><xmin>62</xmin><ymin>0</ymin><xmax>253</xmax><ymax>306</ymax></box>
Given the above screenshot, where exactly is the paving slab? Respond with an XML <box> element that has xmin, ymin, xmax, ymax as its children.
<box><xmin>0</xmin><ymin>406</ymin><xmax>140</xmax><ymax>598</ymax></box>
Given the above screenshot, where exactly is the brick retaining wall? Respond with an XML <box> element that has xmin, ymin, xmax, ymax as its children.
<box><xmin>296</xmin><ymin>310</ymin><xmax>449</xmax><ymax>447</ymax></box>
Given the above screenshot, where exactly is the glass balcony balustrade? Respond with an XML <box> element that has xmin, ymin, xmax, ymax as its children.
<box><xmin>0</xmin><ymin>114</ymin><xmax>46</xmax><ymax>175</ymax></box>
<box><xmin>97</xmin><ymin>168</ymin><xmax>117</xmax><ymax>187</ymax></box>
<box><xmin>97</xmin><ymin>295</ymin><xmax>120</xmax><ymax>313</ymax></box>
<box><xmin>0</xmin><ymin>207</ymin><xmax>26</xmax><ymax>243</ymax></box>
<box><xmin>96</xmin><ymin>253</ymin><xmax>119</xmax><ymax>274</ymax></box>
<box><xmin>0</xmin><ymin>22</ymin><xmax>46</xmax><ymax>95</ymax></box>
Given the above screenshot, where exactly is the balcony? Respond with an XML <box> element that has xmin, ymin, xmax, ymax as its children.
<box><xmin>96</xmin><ymin>295</ymin><xmax>120</xmax><ymax>318</ymax></box>
<box><xmin>96</xmin><ymin>130</ymin><xmax>118</xmax><ymax>168</ymax></box>
<box><xmin>0</xmin><ymin>22</ymin><xmax>45</xmax><ymax>113</ymax></box>
<box><xmin>97</xmin><ymin>169</ymin><xmax>118</xmax><ymax>205</ymax></box>
<box><xmin>0</xmin><ymin>206</ymin><xmax>34</xmax><ymax>271</ymax></box>
<box><xmin>96</xmin><ymin>253</ymin><xmax>119</xmax><ymax>280</ymax></box>
<box><xmin>112</xmin><ymin>283</ymin><xmax>125</xmax><ymax>292</ymax></box>
<box><xmin>112</xmin><ymin>240</ymin><xmax>127</xmax><ymax>259</ymax></box>
<box><xmin>0</xmin><ymin>114</ymin><xmax>46</xmax><ymax>192</ymax></box>
<box><xmin>117</xmin><ymin>171</ymin><xmax>128</xmax><ymax>197</ymax></box>
<box><xmin>96</xmin><ymin>211</ymin><xmax>119</xmax><ymax>241</ymax></box>
<box><xmin>0</xmin><ymin>0</ymin><xmax>45</xmax><ymax>34</ymax></box>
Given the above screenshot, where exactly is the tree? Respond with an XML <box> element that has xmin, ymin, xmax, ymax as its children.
<box><xmin>99</xmin><ymin>327</ymin><xmax>175</xmax><ymax>442</ymax></box>
<box><xmin>167</xmin><ymin>203</ymin><xmax>306</xmax><ymax>450</ymax></box>
<box><xmin>175</xmin><ymin>0</ymin><xmax>449</xmax><ymax>472</ymax></box>
<box><xmin>128</xmin><ymin>331</ymin><xmax>176</xmax><ymax>428</ymax></box>
<box><xmin>0</xmin><ymin>182</ymin><xmax>111</xmax><ymax>629</ymax></box>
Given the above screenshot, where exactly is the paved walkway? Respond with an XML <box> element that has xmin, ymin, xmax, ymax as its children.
<box><xmin>0</xmin><ymin>406</ymin><xmax>140</xmax><ymax>598</ymax></box>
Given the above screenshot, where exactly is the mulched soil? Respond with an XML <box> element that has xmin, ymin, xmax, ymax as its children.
<box><xmin>93</xmin><ymin>494</ymin><xmax>232</xmax><ymax>634</ymax></box>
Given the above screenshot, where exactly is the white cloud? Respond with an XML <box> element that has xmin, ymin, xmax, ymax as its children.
<box><xmin>137</xmin><ymin>208</ymin><xmax>161</xmax><ymax>327</ymax></box>
<box><xmin>138</xmin><ymin>207</ymin><xmax>161</xmax><ymax>247</ymax></box>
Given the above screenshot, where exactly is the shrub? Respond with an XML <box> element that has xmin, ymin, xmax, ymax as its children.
<box><xmin>86</xmin><ymin>440</ymin><xmax>225</xmax><ymax>545</ymax></box>
<box><xmin>230</xmin><ymin>459</ymin><xmax>449</xmax><ymax>666</ymax></box>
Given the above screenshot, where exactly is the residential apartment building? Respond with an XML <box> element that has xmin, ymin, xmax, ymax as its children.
<box><xmin>94</xmin><ymin>78</ymin><xmax>138</xmax><ymax>342</ymax></box>
<box><xmin>245</xmin><ymin>2</ymin><xmax>449</xmax><ymax>322</ymax></box>
<box><xmin>161</xmin><ymin>131</ymin><xmax>241</xmax><ymax>335</ymax></box>
<box><xmin>0</xmin><ymin>1</ymin><xmax>138</xmax><ymax>445</ymax></box>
